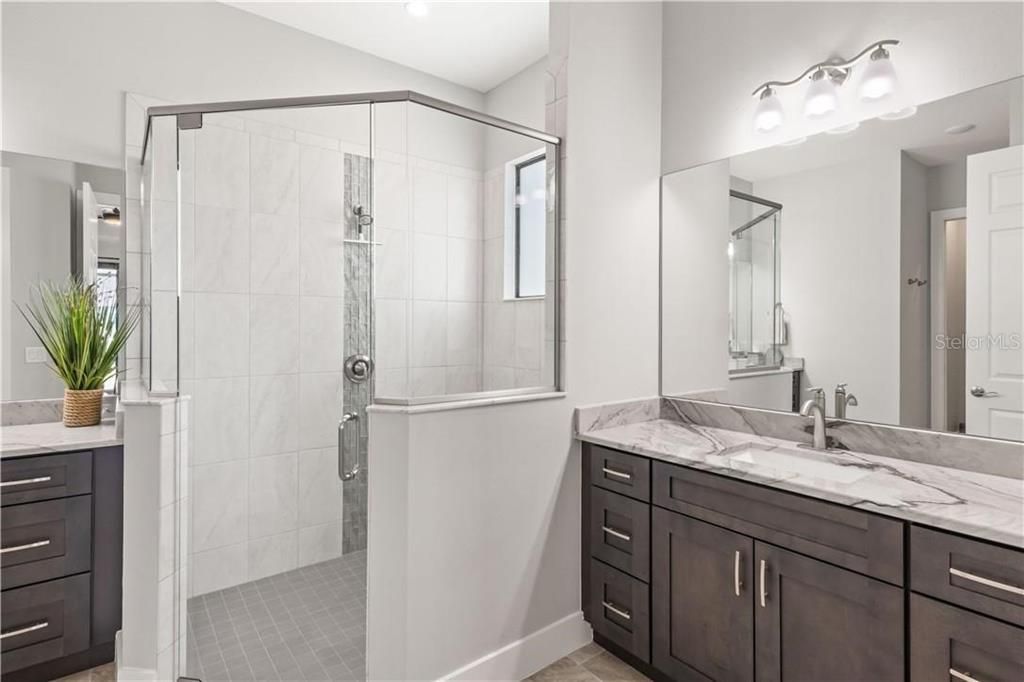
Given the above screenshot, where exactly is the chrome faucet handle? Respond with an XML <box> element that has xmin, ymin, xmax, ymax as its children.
<box><xmin>846</xmin><ymin>393</ymin><xmax>859</xmax><ymax>407</ymax></box>
<box><xmin>806</xmin><ymin>386</ymin><xmax>824</xmax><ymax>395</ymax></box>
<box><xmin>836</xmin><ymin>383</ymin><xmax>848</xmax><ymax>392</ymax></box>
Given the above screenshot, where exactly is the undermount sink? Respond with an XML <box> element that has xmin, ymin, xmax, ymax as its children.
<box><xmin>720</xmin><ymin>446</ymin><xmax>871</xmax><ymax>485</ymax></box>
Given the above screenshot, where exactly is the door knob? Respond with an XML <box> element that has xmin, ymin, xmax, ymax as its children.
<box><xmin>970</xmin><ymin>386</ymin><xmax>999</xmax><ymax>398</ymax></box>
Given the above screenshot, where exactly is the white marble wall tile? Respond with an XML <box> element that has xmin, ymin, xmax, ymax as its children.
<box><xmin>299</xmin><ymin>218</ymin><xmax>344</xmax><ymax>297</ymax></box>
<box><xmin>250</xmin><ymin>213</ymin><xmax>300</xmax><ymax>295</ymax></box>
<box><xmin>250</xmin><ymin>135</ymin><xmax>300</xmax><ymax>216</ymax></box>
<box><xmin>447</xmin><ymin>175</ymin><xmax>482</xmax><ymax>239</ymax></box>
<box><xmin>446</xmin><ymin>302</ymin><xmax>480</xmax><ymax>366</ymax></box>
<box><xmin>196</xmin><ymin>124</ymin><xmax>249</xmax><ymax>210</ymax></box>
<box><xmin>191</xmin><ymin>459</ymin><xmax>248</xmax><ymax>552</ymax></box>
<box><xmin>150</xmin><ymin>291</ymin><xmax>179</xmax><ymax>388</ymax></box>
<box><xmin>412</xmin><ymin>166</ymin><xmax>447</xmax><ymax>235</ymax></box>
<box><xmin>249</xmin><ymin>374</ymin><xmax>300</xmax><ymax>457</ymax></box>
<box><xmin>244</xmin><ymin>118</ymin><xmax>296</xmax><ymax>142</ymax></box>
<box><xmin>296</xmin><ymin>130</ymin><xmax>339</xmax><ymax>151</ymax></box>
<box><xmin>412</xmin><ymin>232</ymin><xmax>447</xmax><ymax>301</ymax></box>
<box><xmin>194</xmin><ymin>205</ymin><xmax>250</xmax><ymax>294</ymax></box>
<box><xmin>515</xmin><ymin>299</ymin><xmax>543</xmax><ymax>369</ymax></box>
<box><xmin>375</xmin><ymin>299</ymin><xmax>408</xmax><ymax>369</ymax></box>
<box><xmin>158</xmin><ymin>504</ymin><xmax>175</xmax><ymax>581</ymax></box>
<box><xmin>249</xmin><ymin>294</ymin><xmax>300</xmax><ymax>376</ymax></box>
<box><xmin>374</xmin><ymin>160</ymin><xmax>409</xmax><ymax>231</ymax></box>
<box><xmin>150</xmin><ymin>200</ymin><xmax>179</xmax><ymax>292</ymax></box>
<box><xmin>445</xmin><ymin>366</ymin><xmax>480</xmax><ymax>394</ymax></box>
<box><xmin>149</xmin><ymin>120</ymin><xmax>180</xmax><ymax>203</ymax></box>
<box><xmin>191</xmin><ymin>542</ymin><xmax>247</xmax><ymax>597</ymax></box>
<box><xmin>483</xmin><ymin>366</ymin><xmax>515</xmax><ymax>391</ymax></box>
<box><xmin>299</xmin><ymin>296</ymin><xmax>344</xmax><ymax>372</ymax></box>
<box><xmin>157</xmin><ymin>574</ymin><xmax>174</xmax><ymax>651</ymax></box>
<box><xmin>298</xmin><ymin>522</ymin><xmax>342</xmax><ymax>565</ymax></box>
<box><xmin>374</xmin><ymin>228</ymin><xmax>410</xmax><ymax>299</ymax></box>
<box><xmin>411</xmin><ymin>367</ymin><xmax>446</xmax><ymax>397</ymax></box>
<box><xmin>298</xmin><ymin>372</ymin><xmax>343</xmax><ymax>450</ymax></box>
<box><xmin>247</xmin><ymin>531</ymin><xmax>298</xmax><ymax>582</ymax></box>
<box><xmin>515</xmin><ymin>368</ymin><xmax>542</xmax><ymax>388</ymax></box>
<box><xmin>412</xmin><ymin>301</ymin><xmax>447</xmax><ymax>367</ymax></box>
<box><xmin>248</xmin><ymin>453</ymin><xmax>298</xmax><ymax>538</ymax></box>
<box><xmin>190</xmin><ymin>377</ymin><xmax>249</xmax><ymax>465</ymax></box>
<box><xmin>194</xmin><ymin>293</ymin><xmax>249</xmax><ymax>378</ymax></box>
<box><xmin>483</xmin><ymin>302</ymin><xmax>515</xmax><ymax>368</ymax></box>
<box><xmin>483</xmin><ymin>237</ymin><xmax>504</xmax><ymax>301</ymax></box>
<box><xmin>483</xmin><ymin>171</ymin><xmax>505</xmax><ymax>239</ymax></box>
<box><xmin>446</xmin><ymin>237</ymin><xmax>481</xmax><ymax>302</ymax></box>
<box><xmin>298</xmin><ymin>448</ymin><xmax>342</xmax><ymax>527</ymax></box>
<box><xmin>299</xmin><ymin>145</ymin><xmax>344</xmax><ymax>222</ymax></box>
<box><xmin>178</xmin><ymin>293</ymin><xmax>196</xmax><ymax>380</ymax></box>
<box><xmin>374</xmin><ymin>368</ymin><xmax>408</xmax><ymax>398</ymax></box>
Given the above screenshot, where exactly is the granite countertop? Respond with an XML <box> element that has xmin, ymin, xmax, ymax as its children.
<box><xmin>0</xmin><ymin>420</ymin><xmax>122</xmax><ymax>458</ymax></box>
<box><xmin>578</xmin><ymin>417</ymin><xmax>1024</xmax><ymax>550</ymax></box>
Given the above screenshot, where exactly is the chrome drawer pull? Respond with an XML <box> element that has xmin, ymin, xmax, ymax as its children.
<box><xmin>0</xmin><ymin>539</ymin><xmax>51</xmax><ymax>555</ymax></box>
<box><xmin>950</xmin><ymin>668</ymin><xmax>981</xmax><ymax>682</ymax></box>
<box><xmin>601</xmin><ymin>526</ymin><xmax>631</xmax><ymax>542</ymax></box>
<box><xmin>759</xmin><ymin>559</ymin><xmax>768</xmax><ymax>608</ymax></box>
<box><xmin>0</xmin><ymin>621</ymin><xmax>49</xmax><ymax>640</ymax></box>
<box><xmin>0</xmin><ymin>476</ymin><xmax>52</xmax><ymax>488</ymax></box>
<box><xmin>602</xmin><ymin>601</ymin><xmax>631</xmax><ymax>621</ymax></box>
<box><xmin>601</xmin><ymin>467</ymin><xmax>632</xmax><ymax>481</ymax></box>
<box><xmin>734</xmin><ymin>550</ymin><xmax>742</xmax><ymax>597</ymax></box>
<box><xmin>949</xmin><ymin>567</ymin><xmax>1024</xmax><ymax>597</ymax></box>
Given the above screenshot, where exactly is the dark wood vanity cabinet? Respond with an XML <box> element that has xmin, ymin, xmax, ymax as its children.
<box><xmin>1</xmin><ymin>446</ymin><xmax>123</xmax><ymax>682</ymax></box>
<box><xmin>582</xmin><ymin>442</ymin><xmax>1024</xmax><ymax>682</ymax></box>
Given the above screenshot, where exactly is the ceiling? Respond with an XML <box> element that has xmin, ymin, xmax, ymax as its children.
<box><xmin>225</xmin><ymin>1</ymin><xmax>548</xmax><ymax>93</ymax></box>
<box><xmin>730</xmin><ymin>78</ymin><xmax>1018</xmax><ymax>183</ymax></box>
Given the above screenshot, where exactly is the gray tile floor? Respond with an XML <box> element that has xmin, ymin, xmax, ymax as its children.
<box><xmin>526</xmin><ymin>642</ymin><xmax>651</xmax><ymax>682</ymax></box>
<box><xmin>186</xmin><ymin>551</ymin><xmax>367</xmax><ymax>681</ymax></box>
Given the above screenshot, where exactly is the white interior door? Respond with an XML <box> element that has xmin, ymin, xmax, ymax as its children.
<box><xmin>965</xmin><ymin>145</ymin><xmax>1024</xmax><ymax>439</ymax></box>
<box><xmin>79</xmin><ymin>181</ymin><xmax>98</xmax><ymax>284</ymax></box>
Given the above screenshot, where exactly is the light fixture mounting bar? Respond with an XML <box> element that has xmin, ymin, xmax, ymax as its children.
<box><xmin>752</xmin><ymin>40</ymin><xmax>900</xmax><ymax>96</ymax></box>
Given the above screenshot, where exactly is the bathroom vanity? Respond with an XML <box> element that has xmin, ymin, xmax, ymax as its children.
<box><xmin>0</xmin><ymin>422</ymin><xmax>124</xmax><ymax>682</ymax></box>
<box><xmin>577</xmin><ymin>401</ymin><xmax>1024</xmax><ymax>682</ymax></box>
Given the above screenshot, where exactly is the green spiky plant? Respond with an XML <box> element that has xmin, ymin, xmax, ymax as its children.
<box><xmin>18</xmin><ymin>278</ymin><xmax>140</xmax><ymax>391</ymax></box>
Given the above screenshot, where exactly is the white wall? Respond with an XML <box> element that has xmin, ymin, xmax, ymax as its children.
<box><xmin>927</xmin><ymin>160</ymin><xmax>967</xmax><ymax>212</ymax></box>
<box><xmin>756</xmin><ymin>153</ymin><xmax>902</xmax><ymax>424</ymax></box>
<box><xmin>900</xmin><ymin>152</ymin><xmax>931</xmax><ymax>427</ymax></box>
<box><xmin>367</xmin><ymin>3</ymin><xmax>664</xmax><ymax>680</ymax></box>
<box><xmin>0</xmin><ymin>1</ymin><xmax>483</xmax><ymax>169</ymax></box>
<box><xmin>661</xmin><ymin>2</ymin><xmax>1024</xmax><ymax>173</ymax></box>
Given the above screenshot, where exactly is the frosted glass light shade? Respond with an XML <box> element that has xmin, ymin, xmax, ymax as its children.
<box><xmin>804</xmin><ymin>73</ymin><xmax>839</xmax><ymax>119</ymax></box>
<box><xmin>754</xmin><ymin>89</ymin><xmax>784</xmax><ymax>132</ymax></box>
<box><xmin>860</xmin><ymin>52</ymin><xmax>899</xmax><ymax>101</ymax></box>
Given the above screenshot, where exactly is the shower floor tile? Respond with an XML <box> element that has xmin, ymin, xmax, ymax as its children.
<box><xmin>187</xmin><ymin>550</ymin><xmax>367</xmax><ymax>681</ymax></box>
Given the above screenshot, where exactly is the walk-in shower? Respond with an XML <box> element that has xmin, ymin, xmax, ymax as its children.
<box><xmin>137</xmin><ymin>90</ymin><xmax>560</xmax><ymax>680</ymax></box>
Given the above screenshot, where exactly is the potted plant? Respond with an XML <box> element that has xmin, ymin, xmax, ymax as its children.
<box><xmin>19</xmin><ymin>278</ymin><xmax>140</xmax><ymax>427</ymax></box>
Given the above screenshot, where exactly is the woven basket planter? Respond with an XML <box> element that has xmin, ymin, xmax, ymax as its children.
<box><xmin>63</xmin><ymin>388</ymin><xmax>104</xmax><ymax>427</ymax></box>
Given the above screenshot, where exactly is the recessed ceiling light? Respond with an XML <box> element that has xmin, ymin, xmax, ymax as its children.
<box><xmin>945</xmin><ymin>123</ymin><xmax>976</xmax><ymax>135</ymax></box>
<box><xmin>405</xmin><ymin>1</ymin><xmax>429</xmax><ymax>17</ymax></box>
<box><xmin>779</xmin><ymin>136</ymin><xmax>808</xmax><ymax>147</ymax></box>
<box><xmin>878</xmin><ymin>106</ymin><xmax>918</xmax><ymax>121</ymax></box>
<box><xmin>826</xmin><ymin>122</ymin><xmax>860</xmax><ymax>135</ymax></box>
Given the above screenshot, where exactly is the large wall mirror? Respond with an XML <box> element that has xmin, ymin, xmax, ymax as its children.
<box><xmin>661</xmin><ymin>76</ymin><xmax>1023</xmax><ymax>443</ymax></box>
<box><xmin>1</xmin><ymin>152</ymin><xmax>125</xmax><ymax>401</ymax></box>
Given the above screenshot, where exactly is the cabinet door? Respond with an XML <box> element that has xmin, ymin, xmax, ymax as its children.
<box><xmin>754</xmin><ymin>543</ymin><xmax>904</xmax><ymax>682</ymax></box>
<box><xmin>911</xmin><ymin>593</ymin><xmax>1024</xmax><ymax>682</ymax></box>
<box><xmin>652</xmin><ymin>508</ymin><xmax>754</xmax><ymax>682</ymax></box>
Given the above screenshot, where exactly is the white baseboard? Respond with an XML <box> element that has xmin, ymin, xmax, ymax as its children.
<box><xmin>115</xmin><ymin>630</ymin><xmax>158</xmax><ymax>681</ymax></box>
<box><xmin>440</xmin><ymin>611</ymin><xmax>592</xmax><ymax>681</ymax></box>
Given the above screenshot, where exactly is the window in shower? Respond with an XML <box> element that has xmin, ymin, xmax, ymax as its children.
<box><xmin>512</xmin><ymin>152</ymin><xmax>546</xmax><ymax>299</ymax></box>
<box><xmin>728</xmin><ymin>189</ymin><xmax>781</xmax><ymax>371</ymax></box>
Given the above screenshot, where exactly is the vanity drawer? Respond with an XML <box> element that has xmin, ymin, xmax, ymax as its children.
<box><xmin>589</xmin><ymin>487</ymin><xmax>650</xmax><ymax>582</ymax></box>
<box><xmin>1</xmin><ymin>452</ymin><xmax>92</xmax><ymax>506</ymax></box>
<box><xmin>588</xmin><ymin>558</ymin><xmax>650</xmax><ymax>663</ymax></box>
<box><xmin>910</xmin><ymin>594</ymin><xmax>1024</xmax><ymax>682</ymax></box>
<box><xmin>653</xmin><ymin>461</ymin><xmax>904</xmax><ymax>584</ymax></box>
<box><xmin>587</xmin><ymin>445</ymin><xmax>650</xmax><ymax>502</ymax></box>
<box><xmin>0</xmin><ymin>573</ymin><xmax>91</xmax><ymax>673</ymax></box>
<box><xmin>1</xmin><ymin>496</ymin><xmax>92</xmax><ymax>590</ymax></box>
<box><xmin>910</xmin><ymin>526</ymin><xmax>1024</xmax><ymax>627</ymax></box>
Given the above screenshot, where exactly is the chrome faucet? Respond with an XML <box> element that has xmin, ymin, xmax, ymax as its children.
<box><xmin>800</xmin><ymin>387</ymin><xmax>828</xmax><ymax>449</ymax></box>
<box><xmin>835</xmin><ymin>383</ymin><xmax>859</xmax><ymax>419</ymax></box>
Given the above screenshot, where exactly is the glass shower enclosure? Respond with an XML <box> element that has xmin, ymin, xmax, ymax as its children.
<box><xmin>140</xmin><ymin>91</ymin><xmax>560</xmax><ymax>680</ymax></box>
<box><xmin>728</xmin><ymin>190</ymin><xmax>781</xmax><ymax>371</ymax></box>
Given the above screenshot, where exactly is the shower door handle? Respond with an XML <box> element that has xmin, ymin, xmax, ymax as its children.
<box><xmin>338</xmin><ymin>412</ymin><xmax>361</xmax><ymax>482</ymax></box>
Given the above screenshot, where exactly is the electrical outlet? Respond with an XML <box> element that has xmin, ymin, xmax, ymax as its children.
<box><xmin>24</xmin><ymin>346</ymin><xmax>48</xmax><ymax>364</ymax></box>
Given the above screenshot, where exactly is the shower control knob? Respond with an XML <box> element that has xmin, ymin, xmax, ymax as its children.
<box><xmin>344</xmin><ymin>354</ymin><xmax>374</xmax><ymax>383</ymax></box>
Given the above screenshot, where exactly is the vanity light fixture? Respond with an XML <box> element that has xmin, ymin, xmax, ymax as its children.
<box><xmin>752</xmin><ymin>39</ymin><xmax>901</xmax><ymax>132</ymax></box>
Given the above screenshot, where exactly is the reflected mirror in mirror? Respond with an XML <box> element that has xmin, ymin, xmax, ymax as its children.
<box><xmin>661</xmin><ymin>77</ymin><xmax>1023</xmax><ymax>442</ymax></box>
<box><xmin>1</xmin><ymin>152</ymin><xmax>126</xmax><ymax>401</ymax></box>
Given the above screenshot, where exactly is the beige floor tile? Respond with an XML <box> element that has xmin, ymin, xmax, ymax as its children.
<box><xmin>527</xmin><ymin>656</ymin><xmax>602</xmax><ymax>682</ymax></box>
<box><xmin>567</xmin><ymin>642</ymin><xmax>605</xmax><ymax>664</ymax></box>
<box><xmin>581</xmin><ymin>651</ymin><xmax>651</xmax><ymax>682</ymax></box>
